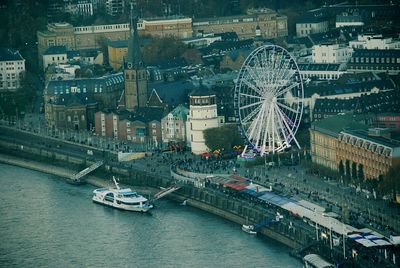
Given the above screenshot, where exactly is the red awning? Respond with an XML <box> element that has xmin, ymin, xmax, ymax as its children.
<box><xmin>230</xmin><ymin>174</ymin><xmax>247</xmax><ymax>181</ymax></box>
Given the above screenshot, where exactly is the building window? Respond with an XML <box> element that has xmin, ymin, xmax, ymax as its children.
<box><xmin>59</xmin><ymin>112</ymin><xmax>65</xmax><ymax>121</ymax></box>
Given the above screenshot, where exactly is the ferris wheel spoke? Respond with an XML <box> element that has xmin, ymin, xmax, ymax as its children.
<box><xmin>241</xmin><ymin>105</ymin><xmax>261</xmax><ymax>124</ymax></box>
<box><xmin>275</xmin><ymin>82</ymin><xmax>300</xmax><ymax>97</ymax></box>
<box><xmin>253</xmin><ymin>105</ymin><xmax>266</xmax><ymax>149</ymax></box>
<box><xmin>276</xmin><ymin>102</ymin><xmax>299</xmax><ymax>114</ymax></box>
<box><xmin>239</xmin><ymin>92</ymin><xmax>263</xmax><ymax>100</ymax></box>
<box><xmin>239</xmin><ymin>100</ymin><xmax>264</xmax><ymax>110</ymax></box>
<box><xmin>272</xmin><ymin>124</ymin><xmax>283</xmax><ymax>151</ymax></box>
<box><xmin>274</xmin><ymin>104</ymin><xmax>299</xmax><ymax>150</ymax></box>
<box><xmin>242</xmin><ymin>74</ymin><xmax>263</xmax><ymax>96</ymax></box>
<box><xmin>246</xmin><ymin>105</ymin><xmax>264</xmax><ymax>144</ymax></box>
<box><xmin>272</xmin><ymin>107</ymin><xmax>288</xmax><ymax>147</ymax></box>
<box><xmin>277</xmin><ymin>66</ymin><xmax>295</xmax><ymax>87</ymax></box>
<box><xmin>271</xmin><ymin>66</ymin><xmax>289</xmax><ymax>93</ymax></box>
<box><xmin>245</xmin><ymin>65</ymin><xmax>263</xmax><ymax>87</ymax></box>
<box><xmin>261</xmin><ymin>106</ymin><xmax>271</xmax><ymax>155</ymax></box>
<box><xmin>269</xmin><ymin>53</ymin><xmax>282</xmax><ymax>87</ymax></box>
<box><xmin>275</xmin><ymin>106</ymin><xmax>301</xmax><ymax>149</ymax></box>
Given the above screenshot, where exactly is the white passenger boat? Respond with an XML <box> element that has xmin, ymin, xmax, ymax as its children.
<box><xmin>92</xmin><ymin>177</ymin><xmax>153</xmax><ymax>212</ymax></box>
<box><xmin>242</xmin><ymin>224</ymin><xmax>257</xmax><ymax>235</ymax></box>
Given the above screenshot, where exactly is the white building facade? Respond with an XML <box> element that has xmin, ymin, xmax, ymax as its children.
<box><xmin>298</xmin><ymin>63</ymin><xmax>347</xmax><ymax>81</ymax></box>
<box><xmin>161</xmin><ymin>104</ymin><xmax>189</xmax><ymax>144</ymax></box>
<box><xmin>312</xmin><ymin>44</ymin><xmax>351</xmax><ymax>64</ymax></box>
<box><xmin>187</xmin><ymin>91</ymin><xmax>220</xmax><ymax>155</ymax></box>
<box><xmin>296</xmin><ymin>20</ymin><xmax>328</xmax><ymax>37</ymax></box>
<box><xmin>0</xmin><ymin>48</ymin><xmax>25</xmax><ymax>92</ymax></box>
<box><xmin>349</xmin><ymin>34</ymin><xmax>400</xmax><ymax>50</ymax></box>
<box><xmin>42</xmin><ymin>46</ymin><xmax>68</xmax><ymax>71</ymax></box>
<box><xmin>77</xmin><ymin>1</ymin><xmax>94</xmax><ymax>16</ymax></box>
<box><xmin>106</xmin><ymin>0</ymin><xmax>124</xmax><ymax>17</ymax></box>
<box><xmin>335</xmin><ymin>13</ymin><xmax>364</xmax><ymax>28</ymax></box>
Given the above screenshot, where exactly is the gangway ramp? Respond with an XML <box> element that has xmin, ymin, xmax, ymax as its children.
<box><xmin>153</xmin><ymin>185</ymin><xmax>181</xmax><ymax>201</ymax></box>
<box><xmin>251</xmin><ymin>213</ymin><xmax>283</xmax><ymax>231</ymax></box>
<box><xmin>70</xmin><ymin>160</ymin><xmax>104</xmax><ymax>183</ymax></box>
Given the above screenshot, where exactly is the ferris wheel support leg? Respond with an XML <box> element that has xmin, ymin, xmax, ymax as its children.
<box><xmin>276</xmin><ymin>106</ymin><xmax>301</xmax><ymax>149</ymax></box>
<box><xmin>241</xmin><ymin>145</ymin><xmax>248</xmax><ymax>157</ymax></box>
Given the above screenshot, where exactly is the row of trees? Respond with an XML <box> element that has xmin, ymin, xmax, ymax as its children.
<box><xmin>141</xmin><ymin>36</ymin><xmax>187</xmax><ymax>65</ymax></box>
<box><xmin>338</xmin><ymin>159</ymin><xmax>400</xmax><ymax>200</ymax></box>
<box><xmin>0</xmin><ymin>71</ymin><xmax>37</xmax><ymax>117</ymax></box>
<box><xmin>338</xmin><ymin>160</ymin><xmax>364</xmax><ymax>185</ymax></box>
<box><xmin>204</xmin><ymin>124</ymin><xmax>243</xmax><ymax>152</ymax></box>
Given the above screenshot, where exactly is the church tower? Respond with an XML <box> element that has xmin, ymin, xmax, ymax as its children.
<box><xmin>124</xmin><ymin>2</ymin><xmax>147</xmax><ymax>111</ymax></box>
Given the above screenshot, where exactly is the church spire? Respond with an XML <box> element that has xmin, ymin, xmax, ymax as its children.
<box><xmin>126</xmin><ymin>1</ymin><xmax>143</xmax><ymax>69</ymax></box>
<box><xmin>123</xmin><ymin>1</ymin><xmax>148</xmax><ymax>111</ymax></box>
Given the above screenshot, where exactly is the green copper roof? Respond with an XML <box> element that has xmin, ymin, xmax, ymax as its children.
<box><xmin>311</xmin><ymin>113</ymin><xmax>369</xmax><ymax>137</ymax></box>
<box><xmin>170</xmin><ymin>104</ymin><xmax>189</xmax><ymax>120</ymax></box>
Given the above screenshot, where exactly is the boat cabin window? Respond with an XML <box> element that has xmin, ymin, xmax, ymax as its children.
<box><xmin>121</xmin><ymin>201</ymin><xmax>141</xmax><ymax>206</ymax></box>
<box><xmin>105</xmin><ymin>193</ymin><xmax>114</xmax><ymax>201</ymax></box>
<box><xmin>121</xmin><ymin>192</ymin><xmax>139</xmax><ymax>198</ymax></box>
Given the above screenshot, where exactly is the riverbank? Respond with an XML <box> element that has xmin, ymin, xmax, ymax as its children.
<box><xmin>0</xmin><ymin>163</ymin><xmax>302</xmax><ymax>268</ymax></box>
<box><xmin>0</xmin><ymin>151</ymin><xmax>302</xmax><ymax>250</ymax></box>
<box><xmin>0</xmin><ymin>152</ymin><xmax>156</xmax><ymax>195</ymax></box>
<box><xmin>0</xmin><ymin>153</ymin><xmax>74</xmax><ymax>179</ymax></box>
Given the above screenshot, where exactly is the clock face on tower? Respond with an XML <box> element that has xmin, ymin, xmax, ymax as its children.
<box><xmin>127</xmin><ymin>62</ymin><xmax>133</xmax><ymax>69</ymax></box>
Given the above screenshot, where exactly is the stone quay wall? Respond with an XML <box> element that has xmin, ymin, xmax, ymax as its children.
<box><xmin>0</xmin><ymin>139</ymin><xmax>315</xmax><ymax>251</ymax></box>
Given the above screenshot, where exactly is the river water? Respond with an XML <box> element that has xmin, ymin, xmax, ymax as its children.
<box><xmin>0</xmin><ymin>163</ymin><xmax>301</xmax><ymax>268</ymax></box>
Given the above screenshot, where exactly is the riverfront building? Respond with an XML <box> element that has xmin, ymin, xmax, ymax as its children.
<box><xmin>310</xmin><ymin>114</ymin><xmax>400</xmax><ymax>179</ymax></box>
<box><xmin>46</xmin><ymin>94</ymin><xmax>98</xmax><ymax>131</ymax></box>
<box><xmin>187</xmin><ymin>88</ymin><xmax>223</xmax><ymax>155</ymax></box>
<box><xmin>44</xmin><ymin>73</ymin><xmax>124</xmax><ymax>130</ymax></box>
<box><xmin>337</xmin><ymin>128</ymin><xmax>400</xmax><ymax>179</ymax></box>
<box><xmin>0</xmin><ymin>48</ymin><xmax>25</xmax><ymax>92</ymax></box>
<box><xmin>94</xmin><ymin>107</ymin><xmax>164</xmax><ymax>143</ymax></box>
<box><xmin>161</xmin><ymin>104</ymin><xmax>189</xmax><ymax>145</ymax></box>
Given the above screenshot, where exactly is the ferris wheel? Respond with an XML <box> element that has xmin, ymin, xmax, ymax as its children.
<box><xmin>234</xmin><ymin>45</ymin><xmax>304</xmax><ymax>156</ymax></box>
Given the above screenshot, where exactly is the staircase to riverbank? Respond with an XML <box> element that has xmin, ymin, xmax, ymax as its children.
<box><xmin>153</xmin><ymin>185</ymin><xmax>181</xmax><ymax>201</ymax></box>
<box><xmin>70</xmin><ymin>161</ymin><xmax>104</xmax><ymax>183</ymax></box>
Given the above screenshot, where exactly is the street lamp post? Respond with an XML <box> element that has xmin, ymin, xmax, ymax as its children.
<box><xmin>330</xmin><ymin>219</ymin><xmax>333</xmax><ymax>251</ymax></box>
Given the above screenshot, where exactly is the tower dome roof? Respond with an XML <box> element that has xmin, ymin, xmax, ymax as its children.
<box><xmin>189</xmin><ymin>81</ymin><xmax>216</xmax><ymax>97</ymax></box>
